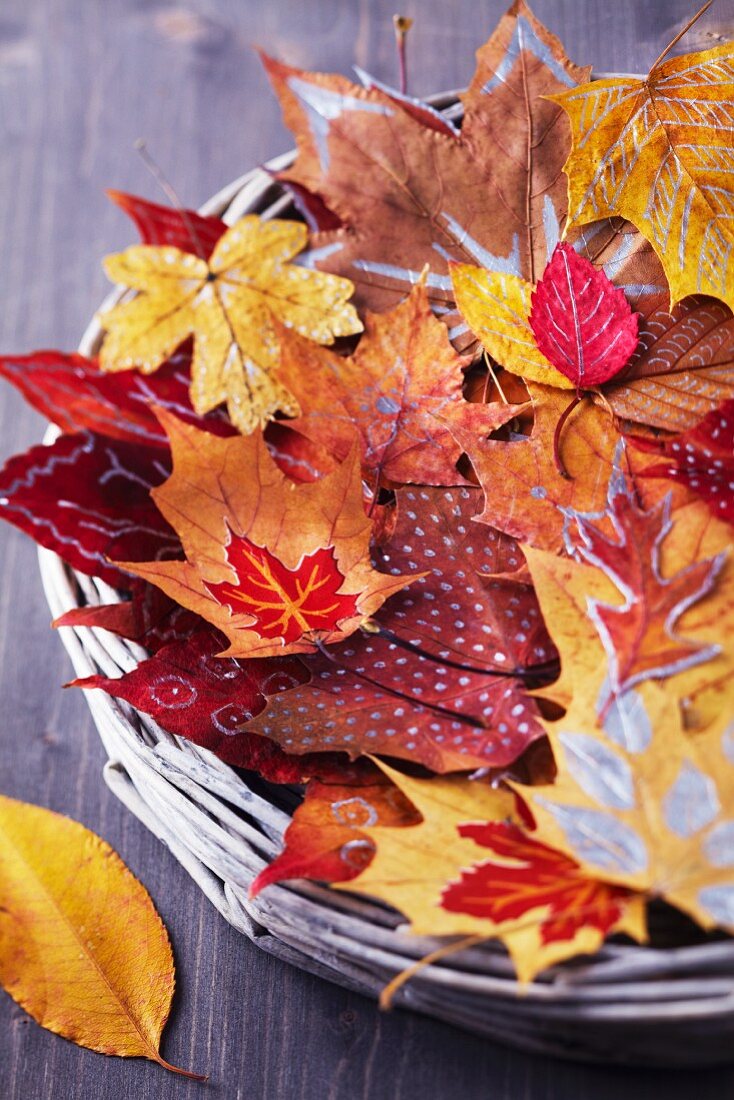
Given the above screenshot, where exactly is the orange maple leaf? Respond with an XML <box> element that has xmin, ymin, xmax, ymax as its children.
<box><xmin>118</xmin><ymin>409</ymin><xmax>416</xmax><ymax>657</ymax></box>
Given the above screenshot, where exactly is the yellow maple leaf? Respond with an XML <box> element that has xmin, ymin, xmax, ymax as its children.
<box><xmin>518</xmin><ymin>680</ymin><xmax>734</xmax><ymax>941</ymax></box>
<box><xmin>99</xmin><ymin>215</ymin><xmax>362</xmax><ymax>434</ymax></box>
<box><xmin>551</xmin><ymin>40</ymin><xmax>734</xmax><ymax>310</ymax></box>
<box><xmin>336</xmin><ymin>762</ymin><xmax>644</xmax><ymax>984</ymax></box>
<box><xmin>449</xmin><ymin>263</ymin><xmax>572</xmax><ymax>388</ymax></box>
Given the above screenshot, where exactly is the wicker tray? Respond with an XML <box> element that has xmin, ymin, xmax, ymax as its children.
<box><xmin>37</xmin><ymin>90</ymin><xmax>734</xmax><ymax>1067</ymax></box>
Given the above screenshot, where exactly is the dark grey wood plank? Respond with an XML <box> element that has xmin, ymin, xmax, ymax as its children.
<box><xmin>0</xmin><ymin>1</ymin><xmax>732</xmax><ymax>1096</ymax></box>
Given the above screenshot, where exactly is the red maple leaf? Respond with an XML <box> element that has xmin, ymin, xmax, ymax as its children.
<box><xmin>204</xmin><ymin>534</ymin><xmax>360</xmax><ymax>646</ymax></box>
<box><xmin>107</xmin><ymin>189</ymin><xmax>227</xmax><ymax>257</ymax></box>
<box><xmin>442</xmin><ymin>821</ymin><xmax>631</xmax><ymax>944</ymax></box>
<box><xmin>529</xmin><ymin>243</ymin><xmax>639</xmax><ymax>391</ymax></box>
<box><xmin>55</xmin><ymin>582</ymin><xmax>200</xmax><ymax>653</ymax></box>
<box><xmin>631</xmin><ymin>399</ymin><xmax>734</xmax><ymax>527</ymax></box>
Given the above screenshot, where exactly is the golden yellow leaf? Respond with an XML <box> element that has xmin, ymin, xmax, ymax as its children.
<box><xmin>449</xmin><ymin>263</ymin><xmax>572</xmax><ymax>388</ymax></box>
<box><xmin>336</xmin><ymin>762</ymin><xmax>644</xmax><ymax>984</ymax></box>
<box><xmin>99</xmin><ymin>215</ymin><xmax>362</xmax><ymax>434</ymax></box>
<box><xmin>551</xmin><ymin>41</ymin><xmax>734</xmax><ymax>310</ymax></box>
<box><xmin>519</xmin><ymin>681</ymin><xmax>734</xmax><ymax>939</ymax></box>
<box><xmin>0</xmin><ymin>796</ymin><xmax>197</xmax><ymax>1076</ymax></box>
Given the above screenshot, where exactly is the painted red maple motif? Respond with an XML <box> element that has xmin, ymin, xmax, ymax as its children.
<box><xmin>530</xmin><ymin>243</ymin><xmax>639</xmax><ymax>391</ymax></box>
<box><xmin>631</xmin><ymin>399</ymin><xmax>734</xmax><ymax>526</ymax></box>
<box><xmin>441</xmin><ymin>822</ymin><xmax>630</xmax><ymax>944</ymax></box>
<box><xmin>204</xmin><ymin>533</ymin><xmax>360</xmax><ymax>646</ymax></box>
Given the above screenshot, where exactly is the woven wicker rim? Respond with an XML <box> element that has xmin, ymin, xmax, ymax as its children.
<box><xmin>37</xmin><ymin>88</ymin><xmax>734</xmax><ymax>1067</ymax></box>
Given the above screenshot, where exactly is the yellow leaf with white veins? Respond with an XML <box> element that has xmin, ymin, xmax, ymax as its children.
<box><xmin>99</xmin><ymin>215</ymin><xmax>362</xmax><ymax>434</ymax></box>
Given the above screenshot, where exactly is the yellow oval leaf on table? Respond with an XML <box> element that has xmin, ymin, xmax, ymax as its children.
<box><xmin>0</xmin><ymin>796</ymin><xmax>199</xmax><ymax>1077</ymax></box>
<box><xmin>449</xmin><ymin>263</ymin><xmax>573</xmax><ymax>388</ymax></box>
<box><xmin>99</xmin><ymin>215</ymin><xmax>362</xmax><ymax>435</ymax></box>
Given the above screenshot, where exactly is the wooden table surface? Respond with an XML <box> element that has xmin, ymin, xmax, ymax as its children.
<box><xmin>1</xmin><ymin>1</ymin><xmax>734</xmax><ymax>1096</ymax></box>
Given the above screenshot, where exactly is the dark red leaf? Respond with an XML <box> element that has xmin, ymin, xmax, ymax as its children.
<box><xmin>107</xmin><ymin>189</ymin><xmax>227</xmax><ymax>258</ymax></box>
<box><xmin>281</xmin><ymin>181</ymin><xmax>343</xmax><ymax>232</ymax></box>
<box><xmin>0</xmin><ymin>349</ymin><xmax>235</xmax><ymax>447</ymax></box>
<box><xmin>529</xmin><ymin>243</ymin><xmax>639</xmax><ymax>390</ymax></box>
<box><xmin>0</xmin><ymin>432</ymin><xmax>178</xmax><ymax>588</ymax></box>
<box><xmin>631</xmin><ymin>399</ymin><xmax>734</xmax><ymax>527</ymax></box>
<box><xmin>55</xmin><ymin>582</ymin><xmax>201</xmax><ymax>653</ymax></box>
<box><xmin>72</xmin><ymin>627</ymin><xmax>351</xmax><ymax>784</ymax></box>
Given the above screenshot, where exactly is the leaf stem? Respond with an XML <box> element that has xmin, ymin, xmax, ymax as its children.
<box><xmin>553</xmin><ymin>394</ymin><xmax>582</xmax><ymax>480</ymax></box>
<box><xmin>368</xmin><ymin>623</ymin><xmax>559</xmax><ymax>683</ymax></box>
<box><xmin>393</xmin><ymin>16</ymin><xmax>413</xmax><ymax>95</ymax></box>
<box><xmin>649</xmin><ymin>0</ymin><xmax>713</xmax><ymax>73</ymax></box>
<box><xmin>134</xmin><ymin>140</ymin><xmax>208</xmax><ymax>263</ymax></box>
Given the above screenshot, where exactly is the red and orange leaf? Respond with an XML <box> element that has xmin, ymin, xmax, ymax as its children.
<box><xmin>0</xmin><ymin>432</ymin><xmax>178</xmax><ymax>589</ymax></box>
<box><xmin>0</xmin><ymin>349</ymin><xmax>234</xmax><ymax>447</ymax></box>
<box><xmin>238</xmin><ymin>486</ymin><xmax>553</xmax><ymax>773</ymax></box>
<box><xmin>631</xmin><ymin>399</ymin><xmax>734</xmax><ymax>527</ymax></box>
<box><xmin>107</xmin><ymin>189</ymin><xmax>227</xmax><ymax>257</ymax></box>
<box><xmin>336</xmin><ymin>762</ymin><xmax>645</xmax><ymax>983</ymax></box>
<box><xmin>442</xmin><ymin>822</ymin><xmax>632</xmax><ymax>946</ymax></box>
<box><xmin>276</xmin><ymin>281</ymin><xmax>505</xmax><ymax>486</ymax></box>
<box><xmin>566</xmin><ymin>471</ymin><xmax>725</xmax><ymax>696</ymax></box>
<box><xmin>448</xmin><ymin>383</ymin><xmax>624</xmax><ymax>553</ymax></box>
<box><xmin>120</xmin><ymin>411</ymin><xmax>414</xmax><ymax>657</ymax></box>
<box><xmin>251</xmin><ymin>765</ymin><xmax>420</xmax><ymax>893</ymax></box>
<box><xmin>529</xmin><ymin>243</ymin><xmax>638</xmax><ymax>390</ymax></box>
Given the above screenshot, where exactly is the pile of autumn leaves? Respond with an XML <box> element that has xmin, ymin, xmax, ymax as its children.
<box><xmin>3</xmin><ymin>2</ymin><xmax>734</xmax><ymax>1044</ymax></box>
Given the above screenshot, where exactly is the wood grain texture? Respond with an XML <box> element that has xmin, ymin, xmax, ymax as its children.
<box><xmin>0</xmin><ymin>1</ymin><xmax>732</xmax><ymax>1096</ymax></box>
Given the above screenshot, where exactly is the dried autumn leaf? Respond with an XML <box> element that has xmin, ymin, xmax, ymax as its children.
<box><xmin>0</xmin><ymin>795</ymin><xmax>198</xmax><ymax>1076</ymax></box>
<box><xmin>70</xmin><ymin>626</ymin><xmax>340</xmax><ymax>783</ymax></box>
<box><xmin>275</xmin><ymin>280</ymin><xmax>504</xmax><ymax>486</ymax></box>
<box><xmin>631</xmin><ymin>399</ymin><xmax>734</xmax><ymax>526</ymax></box>
<box><xmin>518</xmin><ymin>680</ymin><xmax>734</xmax><ymax>940</ymax></box>
<box><xmin>552</xmin><ymin>40</ymin><xmax>734</xmax><ymax>311</ymax></box>
<box><xmin>107</xmin><ymin>189</ymin><xmax>227</xmax><ymax>256</ymax></box>
<box><xmin>336</xmin><ymin>762</ymin><xmax>643</xmax><ymax>983</ymax></box>
<box><xmin>525</xmin><ymin>490</ymin><xmax>734</xmax><ymax>731</ymax></box>
<box><xmin>448</xmin><ymin>383</ymin><xmax>626</xmax><ymax>552</ymax></box>
<box><xmin>120</xmin><ymin>410</ymin><xmax>413</xmax><ymax>657</ymax></box>
<box><xmin>250</xmin><ymin>763</ymin><xmax>420</xmax><ymax>893</ymax></box>
<box><xmin>238</xmin><ymin>485</ymin><xmax>552</xmax><ymax>773</ymax></box>
<box><xmin>99</xmin><ymin>216</ymin><xmax>362</xmax><ymax>434</ymax></box>
<box><xmin>603</xmin><ymin>297</ymin><xmax>734</xmax><ymax>432</ymax></box>
<box><xmin>565</xmin><ymin>473</ymin><xmax>725</xmax><ymax>698</ymax></box>
<box><xmin>55</xmin><ymin>582</ymin><xmax>200</xmax><ymax>653</ymax></box>
<box><xmin>0</xmin><ymin>349</ymin><xmax>234</xmax><ymax>447</ymax></box>
<box><xmin>262</xmin><ymin>1</ymin><xmax>589</xmax><ymax>324</ymax></box>
<box><xmin>0</xmin><ymin>432</ymin><xmax>178</xmax><ymax>589</ymax></box>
